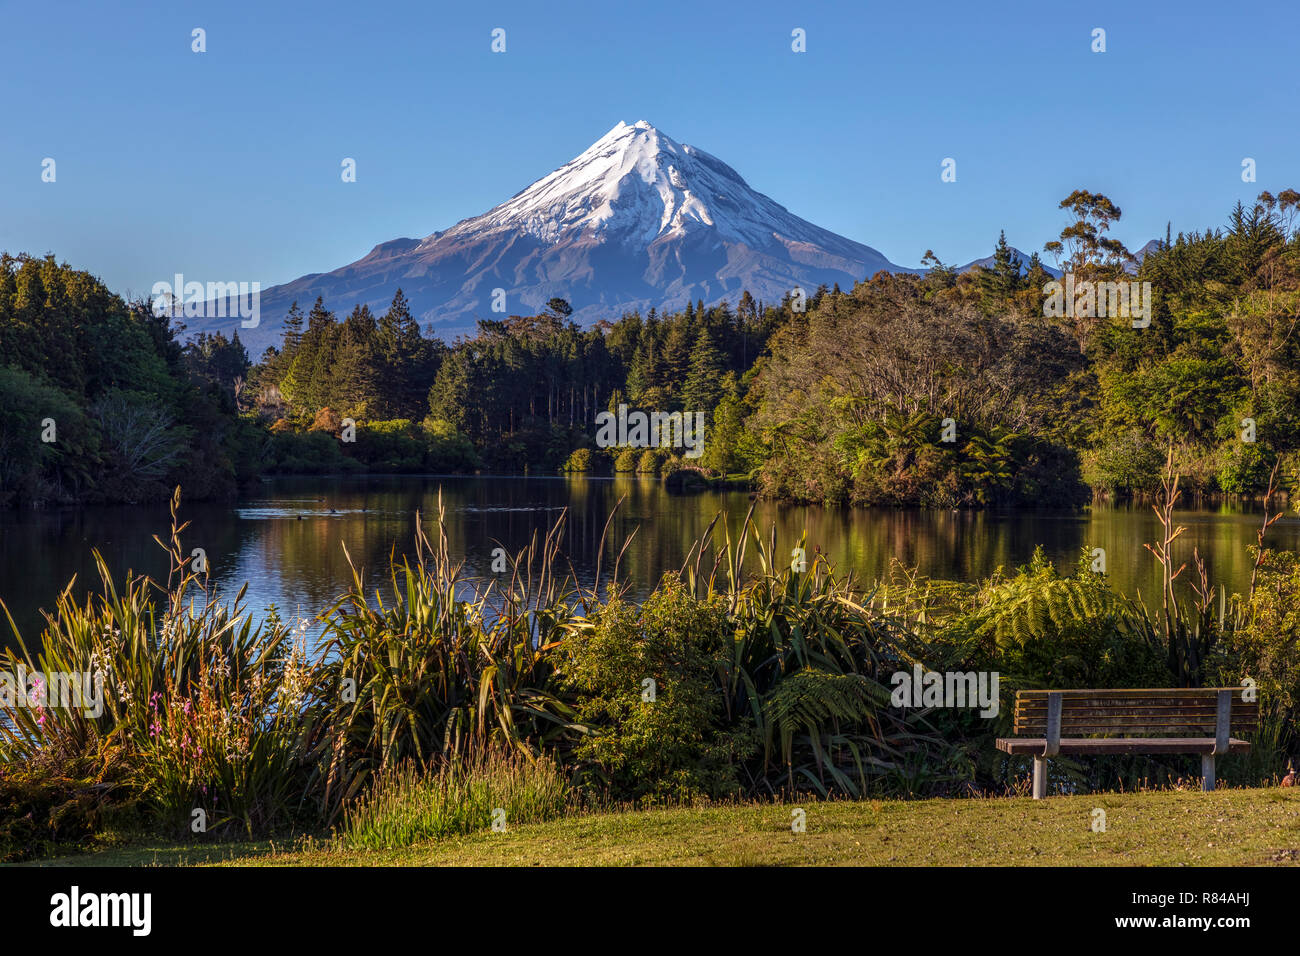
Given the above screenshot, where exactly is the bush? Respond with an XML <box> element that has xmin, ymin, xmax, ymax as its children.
<box><xmin>559</xmin><ymin>581</ymin><xmax>752</xmax><ymax>802</ymax></box>
<box><xmin>563</xmin><ymin>448</ymin><xmax>595</xmax><ymax>473</ymax></box>
<box><xmin>614</xmin><ymin>448</ymin><xmax>638</xmax><ymax>473</ymax></box>
<box><xmin>964</xmin><ymin>549</ymin><xmax>1170</xmax><ymax>696</ymax></box>
<box><xmin>352</xmin><ymin>419</ymin><xmax>426</xmax><ymax>472</ymax></box>
<box><xmin>1216</xmin><ymin>440</ymin><xmax>1274</xmax><ymax>494</ymax></box>
<box><xmin>309</xmin><ymin>407</ymin><xmax>343</xmax><ymax>434</ymax></box>
<box><xmin>0</xmin><ymin>751</ymin><xmax>142</xmax><ymax>862</ymax></box>
<box><xmin>636</xmin><ymin>448</ymin><xmax>662</xmax><ymax>475</ymax></box>
<box><xmin>421</xmin><ymin>418</ymin><xmax>481</xmax><ymax>472</ymax></box>
<box><xmin>263</xmin><ymin>430</ymin><xmax>358</xmax><ymax>474</ymax></box>
<box><xmin>1082</xmin><ymin>428</ymin><xmax>1165</xmax><ymax>495</ymax></box>
<box><xmin>1227</xmin><ymin>548</ymin><xmax>1300</xmax><ymax>714</ymax></box>
<box><xmin>90</xmin><ymin>388</ymin><xmax>184</xmax><ymax>503</ymax></box>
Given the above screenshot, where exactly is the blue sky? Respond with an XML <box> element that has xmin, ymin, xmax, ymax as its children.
<box><xmin>2</xmin><ymin>0</ymin><xmax>1295</xmax><ymax>300</ymax></box>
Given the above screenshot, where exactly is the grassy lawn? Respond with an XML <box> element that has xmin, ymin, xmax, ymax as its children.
<box><xmin>22</xmin><ymin>786</ymin><xmax>1300</xmax><ymax>867</ymax></box>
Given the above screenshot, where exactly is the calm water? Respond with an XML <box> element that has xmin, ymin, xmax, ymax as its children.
<box><xmin>2</xmin><ymin>475</ymin><xmax>1297</xmax><ymax>649</ymax></box>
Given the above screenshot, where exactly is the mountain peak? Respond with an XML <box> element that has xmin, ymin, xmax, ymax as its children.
<box><xmin>212</xmin><ymin>122</ymin><xmax>909</xmax><ymax>349</ymax></box>
<box><xmin>444</xmin><ymin>120</ymin><xmax>735</xmax><ymax>246</ymax></box>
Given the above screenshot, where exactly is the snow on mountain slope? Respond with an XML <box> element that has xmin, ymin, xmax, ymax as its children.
<box><xmin>195</xmin><ymin>121</ymin><xmax>914</xmax><ymax>350</ymax></box>
<box><xmin>440</xmin><ymin>121</ymin><xmax>884</xmax><ymax>258</ymax></box>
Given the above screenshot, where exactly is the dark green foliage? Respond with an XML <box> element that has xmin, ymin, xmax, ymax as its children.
<box><xmin>0</xmin><ymin>254</ymin><xmax>259</xmax><ymax>506</ymax></box>
<box><xmin>561</xmin><ymin>581</ymin><xmax>756</xmax><ymax>801</ymax></box>
<box><xmin>0</xmin><ymin>366</ymin><xmax>98</xmax><ymax>505</ymax></box>
<box><xmin>0</xmin><ymin>760</ymin><xmax>142</xmax><ymax>862</ymax></box>
<box><xmin>757</xmin><ymin>276</ymin><xmax>1089</xmax><ymax>508</ymax></box>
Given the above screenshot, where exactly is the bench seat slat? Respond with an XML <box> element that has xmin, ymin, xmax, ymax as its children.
<box><xmin>1014</xmin><ymin>725</ymin><xmax>1253</xmax><ymax>736</ymax></box>
<box><xmin>1015</xmin><ymin>703</ymin><xmax>1257</xmax><ymax>714</ymax></box>
<box><xmin>995</xmin><ymin>737</ymin><xmax>1252</xmax><ymax>755</ymax></box>
<box><xmin>1014</xmin><ymin>709</ymin><xmax>1257</xmax><ymax>718</ymax></box>
<box><xmin>1008</xmin><ymin>717</ymin><xmax>1253</xmax><ymax>723</ymax></box>
<box><xmin>1017</xmin><ymin>688</ymin><xmax>1244</xmax><ymax>697</ymax></box>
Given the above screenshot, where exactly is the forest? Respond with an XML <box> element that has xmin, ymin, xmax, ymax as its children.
<box><xmin>2</xmin><ymin>187</ymin><xmax>1298</xmax><ymax>509</ymax></box>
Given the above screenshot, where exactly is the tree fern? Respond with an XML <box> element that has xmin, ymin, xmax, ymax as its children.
<box><xmin>970</xmin><ymin>548</ymin><xmax>1121</xmax><ymax>649</ymax></box>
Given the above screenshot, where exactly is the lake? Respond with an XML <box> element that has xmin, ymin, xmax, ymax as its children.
<box><xmin>2</xmin><ymin>474</ymin><xmax>1297</xmax><ymax>649</ymax></box>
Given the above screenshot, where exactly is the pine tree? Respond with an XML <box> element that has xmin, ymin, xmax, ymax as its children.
<box><xmin>281</xmin><ymin>302</ymin><xmax>304</xmax><ymax>358</ymax></box>
<box><xmin>659</xmin><ymin>320</ymin><xmax>692</xmax><ymax>407</ymax></box>
<box><xmin>285</xmin><ymin>298</ymin><xmax>338</xmax><ymax>414</ymax></box>
<box><xmin>979</xmin><ymin>230</ymin><xmax>1023</xmax><ymax>309</ymax></box>
<box><xmin>330</xmin><ymin>305</ymin><xmax>381</xmax><ymax>417</ymax></box>
<box><xmin>376</xmin><ymin>288</ymin><xmax>432</xmax><ymax>419</ymax></box>
<box><xmin>682</xmin><ymin>325</ymin><xmax>724</xmax><ymax>417</ymax></box>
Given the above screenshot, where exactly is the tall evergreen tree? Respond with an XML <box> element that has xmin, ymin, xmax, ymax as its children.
<box><xmin>682</xmin><ymin>325</ymin><xmax>724</xmax><ymax>417</ymax></box>
<box><xmin>330</xmin><ymin>305</ymin><xmax>381</xmax><ymax>416</ymax></box>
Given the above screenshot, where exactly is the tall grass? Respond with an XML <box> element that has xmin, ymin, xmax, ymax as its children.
<box><xmin>675</xmin><ymin>508</ymin><xmax>958</xmax><ymax>796</ymax></box>
<box><xmin>341</xmin><ymin>750</ymin><xmax>570</xmax><ymax>848</ymax></box>
<box><xmin>0</xmin><ymin>488</ymin><xmax>327</xmax><ymax>835</ymax></box>
<box><xmin>314</xmin><ymin>492</ymin><xmax>586</xmax><ymax>815</ymax></box>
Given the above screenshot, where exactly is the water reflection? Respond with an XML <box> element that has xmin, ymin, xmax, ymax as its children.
<box><xmin>2</xmin><ymin>475</ymin><xmax>1297</xmax><ymax>650</ymax></box>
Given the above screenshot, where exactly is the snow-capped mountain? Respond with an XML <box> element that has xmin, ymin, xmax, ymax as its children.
<box><xmin>207</xmin><ymin>121</ymin><xmax>912</xmax><ymax>350</ymax></box>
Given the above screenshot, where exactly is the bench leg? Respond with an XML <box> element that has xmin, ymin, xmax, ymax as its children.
<box><xmin>1032</xmin><ymin>756</ymin><xmax>1048</xmax><ymax>799</ymax></box>
<box><xmin>1202</xmin><ymin>754</ymin><xmax>1215</xmax><ymax>792</ymax></box>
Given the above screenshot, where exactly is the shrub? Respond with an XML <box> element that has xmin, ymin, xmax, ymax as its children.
<box><xmin>560</xmin><ymin>580</ymin><xmax>753</xmax><ymax>802</ymax></box>
<box><xmin>315</xmin><ymin>509</ymin><xmax>570</xmax><ymax>806</ymax></box>
<box><xmin>309</xmin><ymin>407</ymin><xmax>343</xmax><ymax>434</ymax></box>
<box><xmin>563</xmin><ymin>448</ymin><xmax>594</xmax><ymax>473</ymax></box>
<box><xmin>421</xmin><ymin>418</ymin><xmax>481</xmax><ymax>472</ymax></box>
<box><xmin>635</xmin><ymin>448</ymin><xmax>662</xmax><ymax>475</ymax></box>
<box><xmin>614</xmin><ymin>448</ymin><xmax>638</xmax><ymax>473</ymax></box>
<box><xmin>263</xmin><ymin>430</ymin><xmax>357</xmax><ymax>474</ymax></box>
<box><xmin>1227</xmin><ymin>548</ymin><xmax>1300</xmax><ymax>715</ymax></box>
<box><xmin>1081</xmin><ymin>427</ymin><xmax>1165</xmax><ymax>495</ymax></box>
<box><xmin>352</xmin><ymin>419</ymin><xmax>426</xmax><ymax>472</ymax></box>
<box><xmin>1216</xmin><ymin>440</ymin><xmax>1274</xmax><ymax>494</ymax></box>
<box><xmin>89</xmin><ymin>389</ymin><xmax>184</xmax><ymax>503</ymax></box>
<box><xmin>0</xmin><ymin>748</ymin><xmax>142</xmax><ymax>862</ymax></box>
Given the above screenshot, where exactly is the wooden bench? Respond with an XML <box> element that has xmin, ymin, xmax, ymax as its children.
<box><xmin>995</xmin><ymin>688</ymin><xmax>1257</xmax><ymax>798</ymax></box>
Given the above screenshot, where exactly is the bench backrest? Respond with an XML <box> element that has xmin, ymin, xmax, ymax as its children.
<box><xmin>1013</xmin><ymin>689</ymin><xmax>1258</xmax><ymax>742</ymax></box>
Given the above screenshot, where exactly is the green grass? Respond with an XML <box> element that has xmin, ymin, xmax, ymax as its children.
<box><xmin>22</xmin><ymin>786</ymin><xmax>1300</xmax><ymax>867</ymax></box>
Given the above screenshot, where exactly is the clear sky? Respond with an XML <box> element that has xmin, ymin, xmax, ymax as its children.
<box><xmin>2</xmin><ymin>0</ymin><xmax>1295</xmax><ymax>299</ymax></box>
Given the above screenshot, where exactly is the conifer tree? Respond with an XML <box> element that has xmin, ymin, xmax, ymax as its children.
<box><xmin>682</xmin><ymin>325</ymin><xmax>724</xmax><ymax>417</ymax></box>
